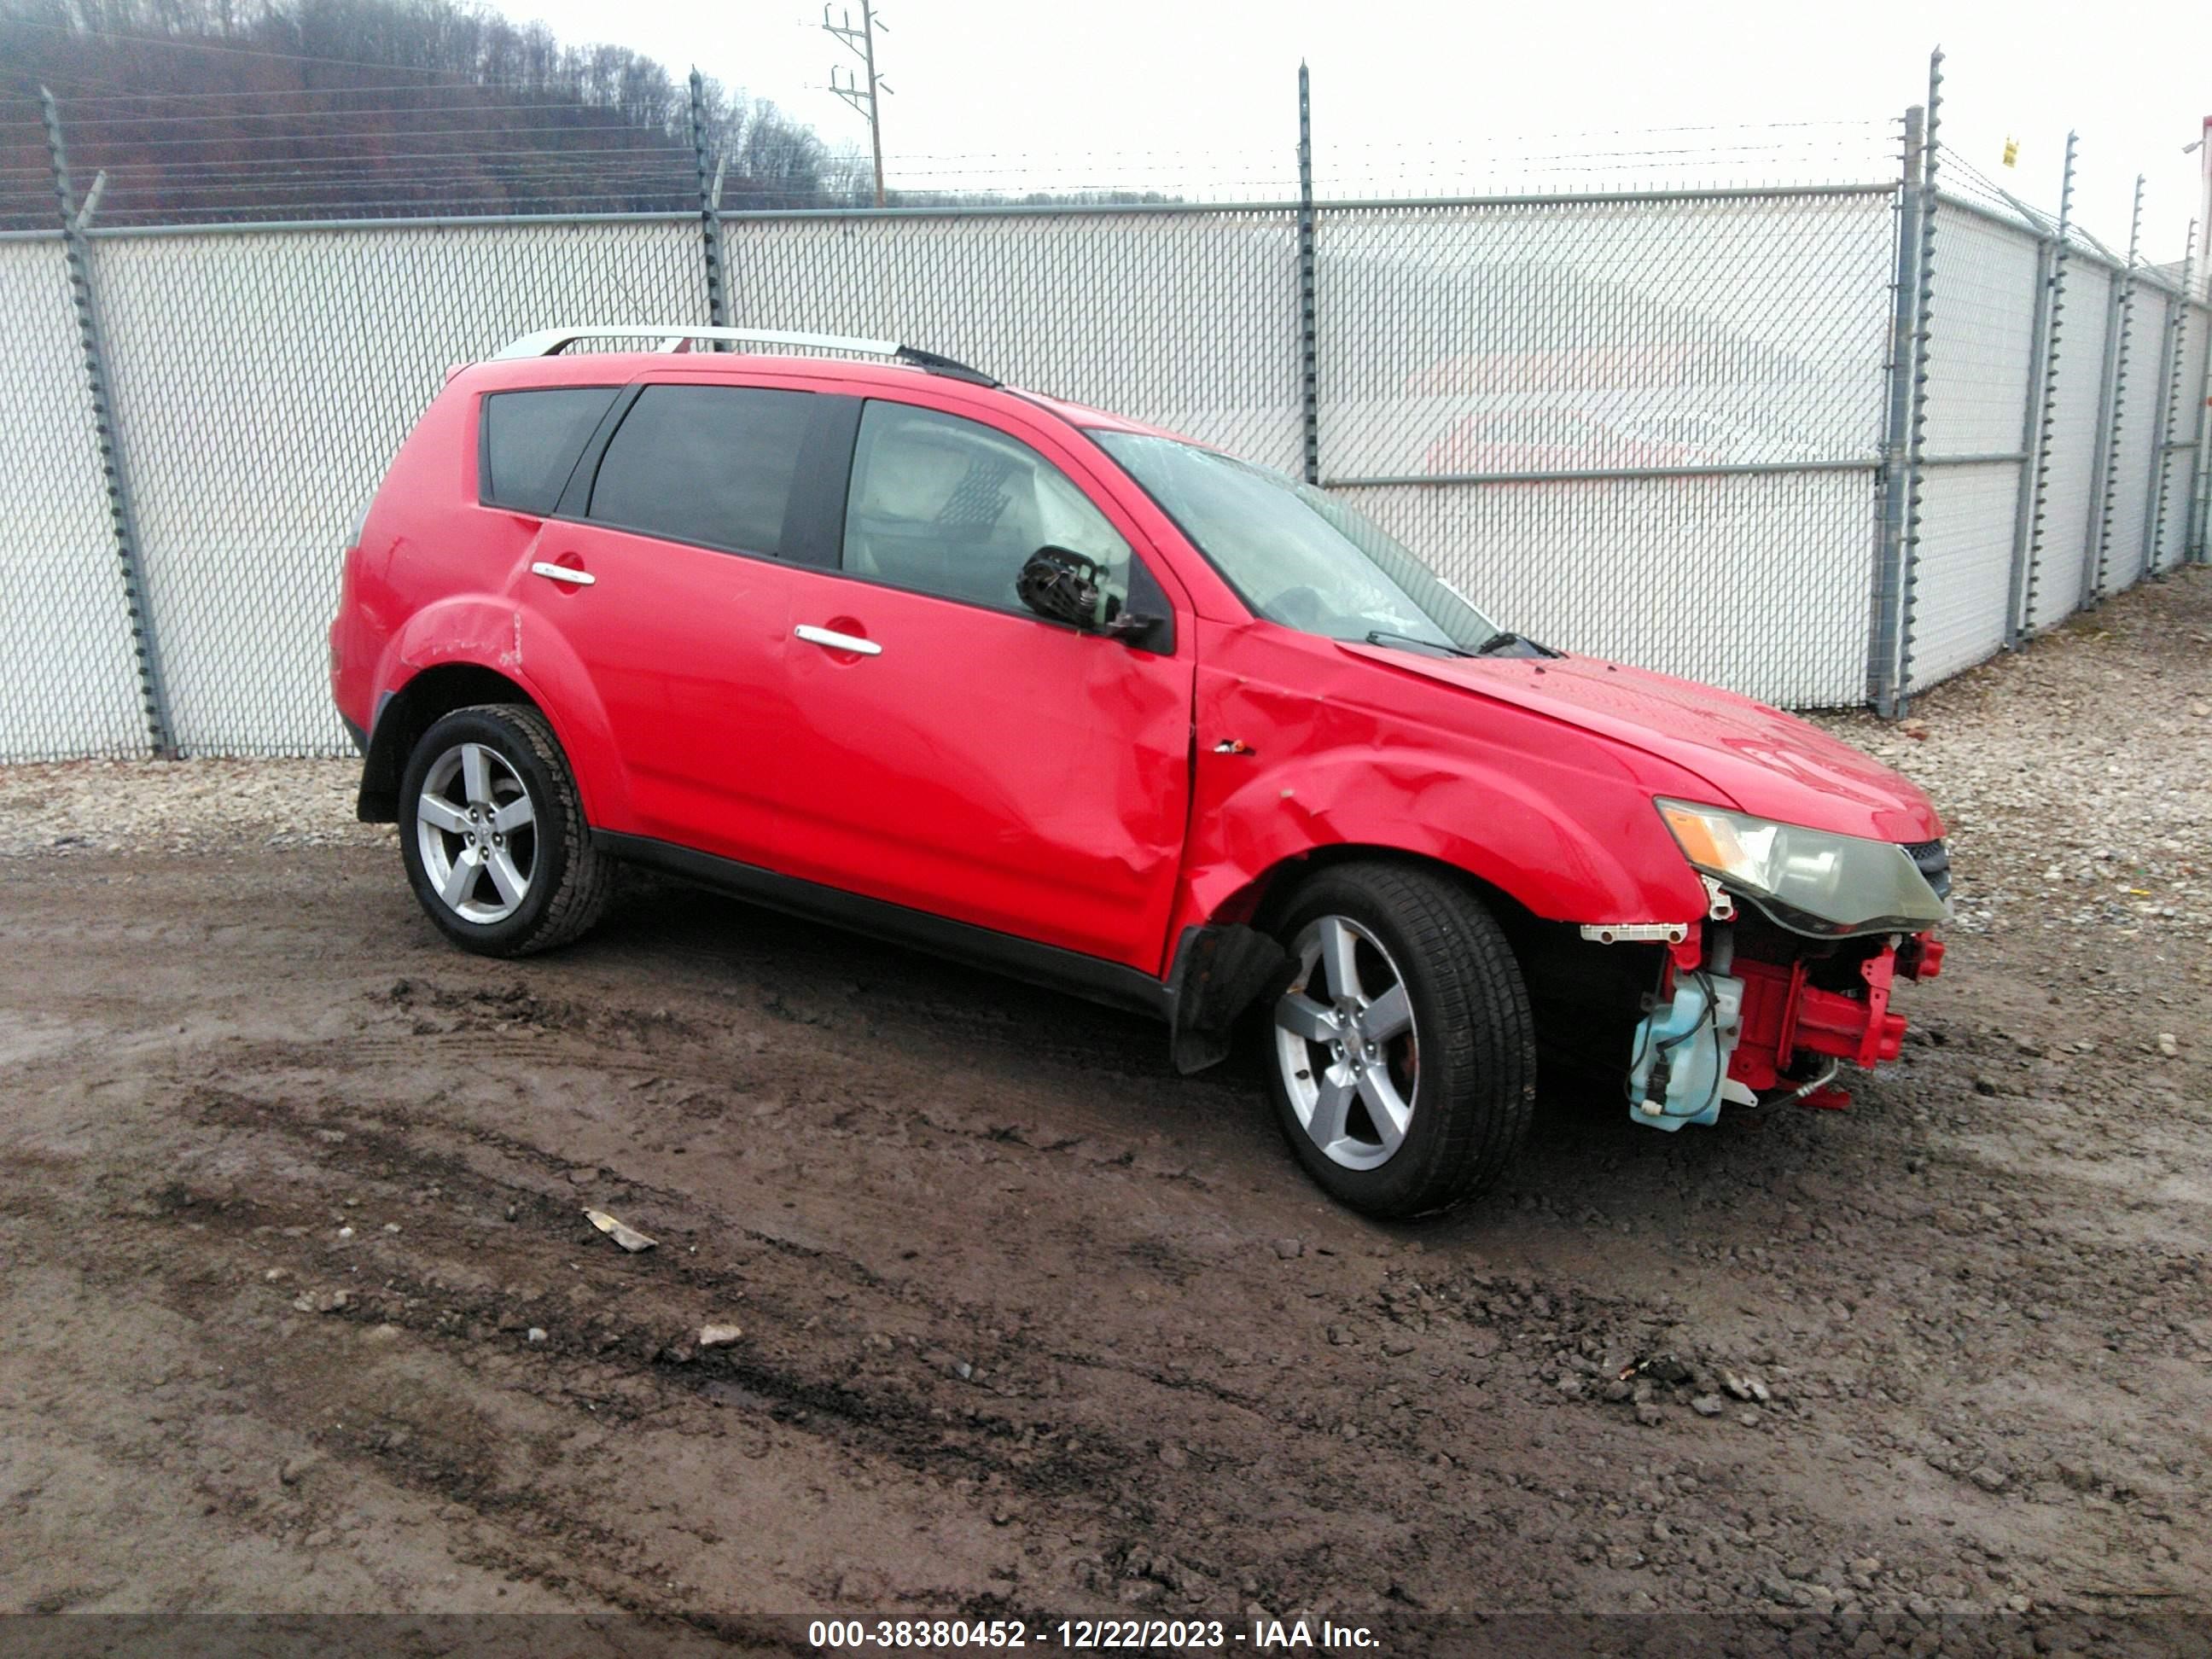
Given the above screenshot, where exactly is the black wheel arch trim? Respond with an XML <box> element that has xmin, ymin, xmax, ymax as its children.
<box><xmin>356</xmin><ymin>667</ymin><xmax>538</xmax><ymax>824</ymax></box>
<box><xmin>357</xmin><ymin>687</ymin><xmax>404</xmax><ymax>821</ymax></box>
<box><xmin>1163</xmin><ymin>922</ymin><xmax>1295</xmax><ymax>1075</ymax></box>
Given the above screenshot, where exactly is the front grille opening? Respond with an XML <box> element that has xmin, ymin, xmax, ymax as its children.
<box><xmin>1904</xmin><ymin>838</ymin><xmax>1951</xmax><ymax>901</ymax></box>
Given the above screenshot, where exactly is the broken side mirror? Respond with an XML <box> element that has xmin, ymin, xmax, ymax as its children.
<box><xmin>1016</xmin><ymin>546</ymin><xmax>1168</xmax><ymax>649</ymax></box>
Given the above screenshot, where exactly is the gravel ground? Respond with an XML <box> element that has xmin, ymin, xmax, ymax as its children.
<box><xmin>0</xmin><ymin>755</ymin><xmax>385</xmax><ymax>858</ymax></box>
<box><xmin>1</xmin><ymin>568</ymin><xmax>2207</xmax><ymax>1656</ymax></box>
<box><xmin>1812</xmin><ymin>575</ymin><xmax>2212</xmax><ymax>953</ymax></box>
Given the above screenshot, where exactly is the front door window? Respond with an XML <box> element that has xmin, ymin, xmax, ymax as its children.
<box><xmin>841</xmin><ymin>401</ymin><xmax>1134</xmax><ymax>616</ymax></box>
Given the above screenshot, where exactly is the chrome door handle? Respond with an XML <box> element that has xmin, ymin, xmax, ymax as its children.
<box><xmin>795</xmin><ymin>624</ymin><xmax>882</xmax><ymax>656</ymax></box>
<box><xmin>531</xmin><ymin>561</ymin><xmax>595</xmax><ymax>586</ymax></box>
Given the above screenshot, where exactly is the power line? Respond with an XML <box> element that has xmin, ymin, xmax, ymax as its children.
<box><xmin>46</xmin><ymin>142</ymin><xmax>690</xmax><ymax>173</ymax></box>
<box><xmin>54</xmin><ymin>170</ymin><xmax>696</xmax><ymax>201</ymax></box>
<box><xmin>30</xmin><ymin>100</ymin><xmax>694</xmax><ymax>131</ymax></box>
<box><xmin>0</xmin><ymin>18</ymin><xmax>540</xmax><ymax>84</ymax></box>
<box><xmin>10</xmin><ymin>79</ymin><xmax>667</xmax><ymax>106</ymax></box>
<box><xmin>57</xmin><ymin>132</ymin><xmax>695</xmax><ymax>163</ymax></box>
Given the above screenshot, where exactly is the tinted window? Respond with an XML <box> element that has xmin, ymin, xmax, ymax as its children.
<box><xmin>481</xmin><ymin>387</ymin><xmax>620</xmax><ymax>514</ymax></box>
<box><xmin>588</xmin><ymin>386</ymin><xmax>814</xmax><ymax>556</ymax></box>
<box><xmin>842</xmin><ymin>401</ymin><xmax>1132</xmax><ymax>616</ymax></box>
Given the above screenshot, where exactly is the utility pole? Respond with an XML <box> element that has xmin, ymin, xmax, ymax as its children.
<box><xmin>2200</xmin><ymin>116</ymin><xmax>2211</xmax><ymax>299</ymax></box>
<box><xmin>824</xmin><ymin>4</ymin><xmax>890</xmax><ymax>207</ymax></box>
<box><xmin>1296</xmin><ymin>61</ymin><xmax>1318</xmax><ymax>486</ymax></box>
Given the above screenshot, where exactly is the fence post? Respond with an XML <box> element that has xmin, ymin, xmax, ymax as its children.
<box><xmin>2195</xmin><ymin>293</ymin><xmax>2212</xmax><ymax>563</ymax></box>
<box><xmin>1869</xmin><ymin>104</ymin><xmax>1926</xmax><ymax>717</ymax></box>
<box><xmin>2006</xmin><ymin>131</ymin><xmax>2072</xmax><ymax>646</ymax></box>
<box><xmin>2144</xmin><ymin>220</ymin><xmax>2196</xmax><ymax>577</ymax></box>
<box><xmin>40</xmin><ymin>86</ymin><xmax>172</xmax><ymax>760</ymax></box>
<box><xmin>1892</xmin><ymin>49</ymin><xmax>1942</xmax><ymax>715</ymax></box>
<box><xmin>2088</xmin><ymin>175</ymin><xmax>2144</xmax><ymax>604</ymax></box>
<box><xmin>1871</xmin><ymin>55</ymin><xmax>1940</xmax><ymax>719</ymax></box>
<box><xmin>2078</xmin><ymin>273</ymin><xmax>2124</xmax><ymax>595</ymax></box>
<box><xmin>2003</xmin><ymin>242</ymin><xmax>2057</xmax><ymax>646</ymax></box>
<box><xmin>1296</xmin><ymin>61</ymin><xmax>1319</xmax><ymax>486</ymax></box>
<box><xmin>689</xmin><ymin>69</ymin><xmax>730</xmax><ymax>331</ymax></box>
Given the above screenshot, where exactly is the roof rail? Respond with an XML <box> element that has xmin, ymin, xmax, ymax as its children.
<box><xmin>488</xmin><ymin>326</ymin><xmax>1000</xmax><ymax>387</ymax></box>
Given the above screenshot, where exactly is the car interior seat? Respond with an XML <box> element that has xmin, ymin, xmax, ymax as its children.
<box><xmin>847</xmin><ymin>420</ymin><xmax>1039</xmax><ymax>610</ymax></box>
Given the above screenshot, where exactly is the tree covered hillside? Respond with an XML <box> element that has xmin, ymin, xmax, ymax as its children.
<box><xmin>0</xmin><ymin>0</ymin><xmax>862</xmax><ymax>228</ymax></box>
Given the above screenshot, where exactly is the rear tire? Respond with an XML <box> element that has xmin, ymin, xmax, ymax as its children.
<box><xmin>397</xmin><ymin>703</ymin><xmax>613</xmax><ymax>958</ymax></box>
<box><xmin>1263</xmin><ymin>861</ymin><xmax>1535</xmax><ymax>1218</ymax></box>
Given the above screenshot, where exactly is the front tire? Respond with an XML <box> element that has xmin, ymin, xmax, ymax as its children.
<box><xmin>1264</xmin><ymin>862</ymin><xmax>1536</xmax><ymax>1218</ymax></box>
<box><xmin>398</xmin><ymin>703</ymin><xmax>613</xmax><ymax>957</ymax></box>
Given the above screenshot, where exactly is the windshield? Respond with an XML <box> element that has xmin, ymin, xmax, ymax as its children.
<box><xmin>1092</xmin><ymin>431</ymin><xmax>1501</xmax><ymax>654</ymax></box>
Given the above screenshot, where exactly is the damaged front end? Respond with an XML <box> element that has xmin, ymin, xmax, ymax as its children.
<box><xmin>1621</xmin><ymin>806</ymin><xmax>1951</xmax><ymax>1128</ymax></box>
<box><xmin>1622</xmin><ymin>911</ymin><xmax>1946</xmax><ymax>1127</ymax></box>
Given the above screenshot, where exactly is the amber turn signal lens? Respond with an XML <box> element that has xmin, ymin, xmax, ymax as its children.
<box><xmin>1657</xmin><ymin>800</ymin><xmax>1736</xmax><ymax>872</ymax></box>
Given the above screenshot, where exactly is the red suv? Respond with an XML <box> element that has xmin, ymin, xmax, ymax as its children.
<box><xmin>330</xmin><ymin>327</ymin><xmax>1949</xmax><ymax>1218</ymax></box>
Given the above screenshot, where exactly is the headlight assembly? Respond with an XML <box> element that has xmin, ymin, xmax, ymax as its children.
<box><xmin>1656</xmin><ymin>800</ymin><xmax>1950</xmax><ymax>938</ymax></box>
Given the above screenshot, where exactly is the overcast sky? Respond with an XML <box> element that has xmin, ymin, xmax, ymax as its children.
<box><xmin>519</xmin><ymin>0</ymin><xmax>2211</xmax><ymax>265</ymax></box>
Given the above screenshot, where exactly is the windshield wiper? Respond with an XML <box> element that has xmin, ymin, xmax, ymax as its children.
<box><xmin>1364</xmin><ymin>629</ymin><xmax>1471</xmax><ymax>659</ymax></box>
<box><xmin>1474</xmin><ymin>630</ymin><xmax>1557</xmax><ymax>657</ymax></box>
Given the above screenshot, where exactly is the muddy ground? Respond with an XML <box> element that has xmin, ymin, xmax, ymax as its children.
<box><xmin>2</xmin><ymin>572</ymin><xmax>2208</xmax><ymax>1656</ymax></box>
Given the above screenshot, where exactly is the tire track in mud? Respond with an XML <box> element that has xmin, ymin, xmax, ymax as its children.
<box><xmin>22</xmin><ymin>1193</ymin><xmax>1004</xmax><ymax>1625</ymax></box>
<box><xmin>214</xmin><ymin>973</ymin><xmax>1256</xmax><ymax>1208</ymax></box>
<box><xmin>3</xmin><ymin>1240</ymin><xmax>812</xmax><ymax>1644</ymax></box>
<box><xmin>214</xmin><ymin>969</ymin><xmax>1246</xmax><ymax>1161</ymax></box>
<box><xmin>104</xmin><ymin>973</ymin><xmax>2212</xmax><ymax>1576</ymax></box>
<box><xmin>62</xmin><ymin>1161</ymin><xmax>1276</xmax><ymax>1621</ymax></box>
<box><xmin>157</xmin><ymin>1081</ymin><xmax>1375</xmax><ymax>1464</ymax></box>
<box><xmin>7</xmin><ymin>819</ymin><xmax>2212</xmax><ymax>1639</ymax></box>
<box><xmin>57</xmin><ymin>1070</ymin><xmax>1743</xmax><ymax>1623</ymax></box>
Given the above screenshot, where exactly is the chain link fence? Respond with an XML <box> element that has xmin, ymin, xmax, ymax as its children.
<box><xmin>85</xmin><ymin>216</ymin><xmax>708</xmax><ymax>754</ymax></box>
<box><xmin>2029</xmin><ymin>259</ymin><xmax>2116</xmax><ymax>634</ymax></box>
<box><xmin>1906</xmin><ymin>191</ymin><xmax>2209</xmax><ymax>699</ymax></box>
<box><xmin>0</xmin><ymin>236</ymin><xmax>146</xmax><ymax>761</ymax></box>
<box><xmin>1310</xmin><ymin>189</ymin><xmax>1897</xmax><ymax>709</ymax></box>
<box><xmin>3</xmin><ymin>96</ymin><xmax>2208</xmax><ymax>760</ymax></box>
<box><xmin>725</xmin><ymin>206</ymin><xmax>1306</xmax><ymax>474</ymax></box>
<box><xmin>2157</xmin><ymin>307</ymin><xmax>2210</xmax><ymax>573</ymax></box>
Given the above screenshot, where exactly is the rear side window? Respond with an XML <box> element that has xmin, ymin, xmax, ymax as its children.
<box><xmin>480</xmin><ymin>387</ymin><xmax>620</xmax><ymax>514</ymax></box>
<box><xmin>587</xmin><ymin>385</ymin><xmax>813</xmax><ymax>556</ymax></box>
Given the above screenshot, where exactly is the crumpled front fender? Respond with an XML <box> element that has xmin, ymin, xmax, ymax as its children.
<box><xmin>1171</xmin><ymin>622</ymin><xmax>1715</xmax><ymax>940</ymax></box>
<box><xmin>1182</xmin><ymin>748</ymin><xmax>1698</xmax><ymax>928</ymax></box>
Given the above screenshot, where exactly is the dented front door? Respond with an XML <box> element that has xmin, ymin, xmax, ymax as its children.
<box><xmin>769</xmin><ymin>568</ymin><xmax>1192</xmax><ymax>972</ymax></box>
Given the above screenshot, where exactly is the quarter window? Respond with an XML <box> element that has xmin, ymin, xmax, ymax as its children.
<box><xmin>841</xmin><ymin>402</ymin><xmax>1132</xmax><ymax>615</ymax></box>
<box><xmin>588</xmin><ymin>386</ymin><xmax>814</xmax><ymax>556</ymax></box>
<box><xmin>480</xmin><ymin>387</ymin><xmax>620</xmax><ymax>514</ymax></box>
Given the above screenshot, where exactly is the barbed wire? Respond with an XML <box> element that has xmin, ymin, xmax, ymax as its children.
<box><xmin>7</xmin><ymin>114</ymin><xmax>698</xmax><ymax>145</ymax></box>
<box><xmin>1934</xmin><ymin>143</ymin><xmax>2157</xmax><ymax>273</ymax></box>
<box><xmin>35</xmin><ymin>139</ymin><xmax>700</xmax><ymax>169</ymax></box>
<box><xmin>30</xmin><ymin>102</ymin><xmax>695</xmax><ymax>131</ymax></box>
<box><xmin>0</xmin><ymin>95</ymin><xmax>1910</xmax><ymax>230</ymax></box>
<box><xmin>0</xmin><ymin>15</ymin><xmax>556</xmax><ymax>82</ymax></box>
<box><xmin>0</xmin><ymin>55</ymin><xmax>2142</xmax><ymax>241</ymax></box>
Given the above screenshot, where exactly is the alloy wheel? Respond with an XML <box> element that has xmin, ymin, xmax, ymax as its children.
<box><xmin>415</xmin><ymin>742</ymin><xmax>537</xmax><ymax>923</ymax></box>
<box><xmin>1272</xmin><ymin>913</ymin><xmax>1421</xmax><ymax>1170</ymax></box>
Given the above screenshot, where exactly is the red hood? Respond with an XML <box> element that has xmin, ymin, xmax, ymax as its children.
<box><xmin>1344</xmin><ymin>645</ymin><xmax>1943</xmax><ymax>844</ymax></box>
